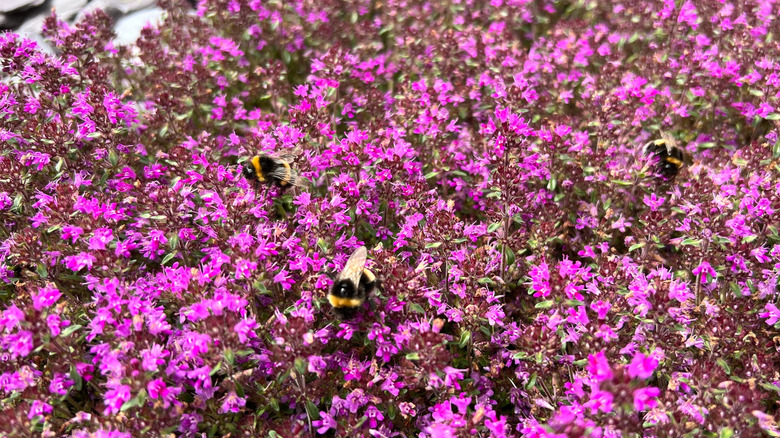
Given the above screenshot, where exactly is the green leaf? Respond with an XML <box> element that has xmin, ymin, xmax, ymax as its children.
<box><xmin>719</xmin><ymin>427</ymin><xmax>734</xmax><ymax>438</ymax></box>
<box><xmin>294</xmin><ymin>357</ymin><xmax>308</xmax><ymax>375</ymax></box>
<box><xmin>459</xmin><ymin>330</ymin><xmax>471</xmax><ymax>349</ymax></box>
<box><xmin>525</xmin><ymin>372</ymin><xmax>538</xmax><ymax>390</ymax></box>
<box><xmin>305</xmin><ymin>401</ymin><xmax>321</xmax><ymax>421</ymax></box>
<box><xmin>210</xmin><ymin>362</ymin><xmax>222</xmax><ymax>376</ymax></box>
<box><xmin>405</xmin><ymin>352</ymin><xmax>420</xmax><ymax>360</ymax></box>
<box><xmin>36</xmin><ymin>264</ymin><xmax>48</xmax><ymax>279</ymax></box>
<box><xmin>535</xmin><ymin>300</ymin><xmax>554</xmax><ymax>309</ymax></box>
<box><xmin>477</xmin><ymin>277</ymin><xmax>494</xmax><ymax>285</ymax></box>
<box><xmin>765</xmin><ymin>113</ymin><xmax>780</xmax><ymax>121</ymax></box>
<box><xmin>121</xmin><ymin>389</ymin><xmax>147</xmax><ymax>411</ymax></box>
<box><xmin>628</xmin><ymin>243</ymin><xmax>645</xmax><ymax>252</ymax></box>
<box><xmin>224</xmin><ymin>349</ymin><xmax>235</xmax><ymax>366</ymax></box>
<box><xmin>425</xmin><ymin>242</ymin><xmax>443</xmax><ymax>249</ymax></box>
<box><xmin>512</xmin><ymin>352</ymin><xmax>528</xmax><ymax>360</ymax></box>
<box><xmin>70</xmin><ymin>365</ymin><xmax>83</xmax><ymax>391</ymax></box>
<box><xmin>60</xmin><ymin>324</ymin><xmax>82</xmax><ymax>338</ymax></box>
<box><xmin>161</xmin><ymin>252</ymin><xmax>177</xmax><ymax>266</ymax></box>
<box><xmin>716</xmin><ymin>358</ymin><xmax>731</xmax><ymax>375</ymax></box>
<box><xmin>742</xmin><ymin>235</ymin><xmax>758</xmax><ymax>244</ymax></box>
<box><xmin>235</xmin><ymin>380</ymin><xmax>245</xmax><ymax>398</ymax></box>
<box><xmin>408</xmin><ymin>303</ymin><xmax>425</xmax><ymax>314</ymax></box>
<box><xmin>760</xmin><ymin>382</ymin><xmax>780</xmax><ymax>392</ymax></box>
<box><xmin>108</xmin><ymin>150</ymin><xmax>119</xmax><ymax>167</ymax></box>
<box><xmin>487</xmin><ymin>222</ymin><xmax>501</xmax><ymax>233</ymax></box>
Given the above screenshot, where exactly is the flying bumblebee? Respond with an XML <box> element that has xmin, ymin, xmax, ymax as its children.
<box><xmin>642</xmin><ymin>132</ymin><xmax>691</xmax><ymax>179</ymax></box>
<box><xmin>328</xmin><ymin>246</ymin><xmax>380</xmax><ymax>318</ymax></box>
<box><xmin>242</xmin><ymin>150</ymin><xmax>306</xmax><ymax>189</ymax></box>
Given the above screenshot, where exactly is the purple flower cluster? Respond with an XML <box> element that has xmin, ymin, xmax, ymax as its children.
<box><xmin>2</xmin><ymin>0</ymin><xmax>780</xmax><ymax>436</ymax></box>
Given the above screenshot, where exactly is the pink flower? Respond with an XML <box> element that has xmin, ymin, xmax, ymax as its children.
<box><xmin>760</xmin><ymin>303</ymin><xmax>780</xmax><ymax>325</ymax></box>
<box><xmin>103</xmin><ymin>384</ymin><xmax>131</xmax><ymax>415</ymax></box>
<box><xmin>586</xmin><ymin>350</ymin><xmax>613</xmax><ymax>382</ymax></box>
<box><xmin>633</xmin><ymin>387</ymin><xmax>660</xmax><ymax>411</ymax></box>
<box><xmin>32</xmin><ymin>284</ymin><xmax>62</xmax><ymax>311</ymax></box>
<box><xmin>627</xmin><ymin>352</ymin><xmax>659</xmax><ymax>379</ymax></box>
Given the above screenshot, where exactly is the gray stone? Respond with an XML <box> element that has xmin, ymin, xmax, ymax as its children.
<box><xmin>0</xmin><ymin>0</ymin><xmax>45</xmax><ymax>14</ymax></box>
<box><xmin>113</xmin><ymin>7</ymin><xmax>165</xmax><ymax>45</ymax></box>
<box><xmin>76</xmin><ymin>0</ymin><xmax>156</xmax><ymax>22</ymax></box>
<box><xmin>52</xmin><ymin>0</ymin><xmax>88</xmax><ymax>21</ymax></box>
<box><xmin>16</xmin><ymin>11</ymin><xmax>46</xmax><ymax>34</ymax></box>
<box><xmin>0</xmin><ymin>13</ymin><xmax>25</xmax><ymax>29</ymax></box>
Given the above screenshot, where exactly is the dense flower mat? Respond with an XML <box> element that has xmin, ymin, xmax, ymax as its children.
<box><xmin>2</xmin><ymin>0</ymin><xmax>780</xmax><ymax>436</ymax></box>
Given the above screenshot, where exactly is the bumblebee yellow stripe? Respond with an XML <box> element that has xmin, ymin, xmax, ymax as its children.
<box><xmin>327</xmin><ymin>294</ymin><xmax>363</xmax><ymax>308</ymax></box>
<box><xmin>279</xmin><ymin>161</ymin><xmax>291</xmax><ymax>186</ymax></box>
<box><xmin>664</xmin><ymin>157</ymin><xmax>683</xmax><ymax>167</ymax></box>
<box><xmin>250</xmin><ymin>156</ymin><xmax>265</xmax><ymax>182</ymax></box>
<box><xmin>362</xmin><ymin>269</ymin><xmax>376</xmax><ymax>282</ymax></box>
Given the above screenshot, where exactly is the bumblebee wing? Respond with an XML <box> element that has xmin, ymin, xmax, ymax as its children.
<box><xmin>273</xmin><ymin>149</ymin><xmax>300</xmax><ymax>162</ymax></box>
<box><xmin>659</xmin><ymin>130</ymin><xmax>677</xmax><ymax>149</ymax></box>
<box><xmin>266</xmin><ymin>164</ymin><xmax>307</xmax><ymax>187</ymax></box>
<box><xmin>337</xmin><ymin>246</ymin><xmax>367</xmax><ymax>287</ymax></box>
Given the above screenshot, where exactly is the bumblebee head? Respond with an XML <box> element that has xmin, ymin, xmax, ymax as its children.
<box><xmin>242</xmin><ymin>162</ymin><xmax>256</xmax><ymax>180</ymax></box>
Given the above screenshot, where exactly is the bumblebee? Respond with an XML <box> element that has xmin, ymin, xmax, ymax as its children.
<box><xmin>242</xmin><ymin>151</ymin><xmax>306</xmax><ymax>189</ymax></box>
<box><xmin>328</xmin><ymin>246</ymin><xmax>379</xmax><ymax>318</ymax></box>
<box><xmin>643</xmin><ymin>134</ymin><xmax>690</xmax><ymax>179</ymax></box>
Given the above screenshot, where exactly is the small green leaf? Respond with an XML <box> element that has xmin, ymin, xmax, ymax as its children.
<box><xmin>305</xmin><ymin>401</ymin><xmax>321</xmax><ymax>421</ymax></box>
<box><xmin>716</xmin><ymin>358</ymin><xmax>731</xmax><ymax>375</ymax></box>
<box><xmin>628</xmin><ymin>243</ymin><xmax>645</xmax><ymax>252</ymax></box>
<box><xmin>535</xmin><ymin>300</ymin><xmax>554</xmax><ymax>309</ymax></box>
<box><xmin>477</xmin><ymin>277</ymin><xmax>494</xmax><ymax>285</ymax></box>
<box><xmin>425</xmin><ymin>242</ymin><xmax>443</xmax><ymax>249</ymax></box>
<box><xmin>224</xmin><ymin>349</ymin><xmax>235</xmax><ymax>366</ymax></box>
<box><xmin>294</xmin><ymin>357</ymin><xmax>307</xmax><ymax>375</ymax></box>
<box><xmin>60</xmin><ymin>324</ymin><xmax>82</xmax><ymax>338</ymax></box>
<box><xmin>487</xmin><ymin>222</ymin><xmax>501</xmax><ymax>233</ymax></box>
<box><xmin>525</xmin><ymin>372</ymin><xmax>538</xmax><ymax>390</ymax></box>
<box><xmin>70</xmin><ymin>365</ymin><xmax>83</xmax><ymax>391</ymax></box>
<box><xmin>405</xmin><ymin>352</ymin><xmax>420</xmax><ymax>360</ymax></box>
<box><xmin>765</xmin><ymin>113</ymin><xmax>780</xmax><ymax>121</ymax></box>
<box><xmin>459</xmin><ymin>330</ymin><xmax>471</xmax><ymax>349</ymax></box>
<box><xmin>161</xmin><ymin>252</ymin><xmax>177</xmax><ymax>266</ymax></box>
<box><xmin>512</xmin><ymin>352</ymin><xmax>528</xmax><ymax>360</ymax></box>
<box><xmin>408</xmin><ymin>303</ymin><xmax>425</xmax><ymax>314</ymax></box>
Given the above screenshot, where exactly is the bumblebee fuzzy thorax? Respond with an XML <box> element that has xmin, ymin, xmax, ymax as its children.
<box><xmin>643</xmin><ymin>138</ymin><xmax>686</xmax><ymax>179</ymax></box>
<box><xmin>328</xmin><ymin>246</ymin><xmax>375</xmax><ymax>318</ymax></box>
<box><xmin>243</xmin><ymin>153</ymin><xmax>305</xmax><ymax>189</ymax></box>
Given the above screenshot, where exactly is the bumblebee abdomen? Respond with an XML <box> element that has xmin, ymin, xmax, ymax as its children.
<box><xmin>359</xmin><ymin>269</ymin><xmax>378</xmax><ymax>296</ymax></box>
<box><xmin>643</xmin><ymin>139</ymin><xmax>685</xmax><ymax>178</ymax></box>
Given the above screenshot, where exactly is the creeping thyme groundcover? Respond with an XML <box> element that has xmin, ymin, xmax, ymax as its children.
<box><xmin>2</xmin><ymin>0</ymin><xmax>780</xmax><ymax>436</ymax></box>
